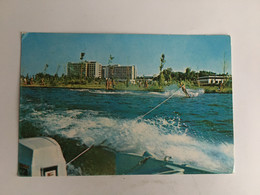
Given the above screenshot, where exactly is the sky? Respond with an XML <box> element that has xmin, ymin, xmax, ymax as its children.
<box><xmin>21</xmin><ymin>33</ymin><xmax>231</xmax><ymax>76</ymax></box>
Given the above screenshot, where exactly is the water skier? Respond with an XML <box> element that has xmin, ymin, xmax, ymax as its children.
<box><xmin>180</xmin><ymin>82</ymin><xmax>190</xmax><ymax>98</ymax></box>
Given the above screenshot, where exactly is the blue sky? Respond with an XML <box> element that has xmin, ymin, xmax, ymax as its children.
<box><xmin>21</xmin><ymin>33</ymin><xmax>231</xmax><ymax>76</ymax></box>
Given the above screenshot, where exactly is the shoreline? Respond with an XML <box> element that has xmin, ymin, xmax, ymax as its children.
<box><xmin>20</xmin><ymin>84</ymin><xmax>232</xmax><ymax>94</ymax></box>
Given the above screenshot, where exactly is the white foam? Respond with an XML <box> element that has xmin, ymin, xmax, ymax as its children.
<box><xmin>67</xmin><ymin>164</ymin><xmax>82</xmax><ymax>176</ymax></box>
<box><xmin>148</xmin><ymin>87</ymin><xmax>204</xmax><ymax>98</ymax></box>
<box><xmin>89</xmin><ymin>90</ymin><xmax>134</xmax><ymax>95</ymax></box>
<box><xmin>70</xmin><ymin>89</ymin><xmax>135</xmax><ymax>95</ymax></box>
<box><xmin>69</xmin><ymin>89</ymin><xmax>90</xmax><ymax>92</ymax></box>
<box><xmin>70</xmin><ymin>87</ymin><xmax>205</xmax><ymax>99</ymax></box>
<box><xmin>35</xmin><ymin>109</ymin><xmax>233</xmax><ymax>173</ymax></box>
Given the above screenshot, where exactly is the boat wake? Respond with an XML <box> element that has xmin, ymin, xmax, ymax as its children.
<box><xmin>69</xmin><ymin>85</ymin><xmax>205</xmax><ymax>98</ymax></box>
<box><xmin>21</xmin><ymin>107</ymin><xmax>233</xmax><ymax>173</ymax></box>
<box><xmin>19</xmin><ymin>86</ymin><xmax>233</xmax><ymax>174</ymax></box>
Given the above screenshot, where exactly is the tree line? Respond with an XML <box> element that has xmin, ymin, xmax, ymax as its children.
<box><xmin>154</xmin><ymin>53</ymin><xmax>230</xmax><ymax>87</ymax></box>
<box><xmin>20</xmin><ymin>73</ymin><xmax>106</xmax><ymax>87</ymax></box>
<box><xmin>20</xmin><ymin>53</ymin><xmax>231</xmax><ymax>88</ymax></box>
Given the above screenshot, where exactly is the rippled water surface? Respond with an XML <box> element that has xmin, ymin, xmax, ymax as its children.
<box><xmin>19</xmin><ymin>86</ymin><xmax>233</xmax><ymax>173</ymax></box>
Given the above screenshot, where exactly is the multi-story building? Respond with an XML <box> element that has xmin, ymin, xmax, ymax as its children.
<box><xmin>87</xmin><ymin>61</ymin><xmax>102</xmax><ymax>78</ymax></box>
<box><xmin>102</xmin><ymin>64</ymin><xmax>137</xmax><ymax>82</ymax></box>
<box><xmin>67</xmin><ymin>61</ymin><xmax>102</xmax><ymax>78</ymax></box>
<box><xmin>67</xmin><ymin>62</ymin><xmax>87</xmax><ymax>78</ymax></box>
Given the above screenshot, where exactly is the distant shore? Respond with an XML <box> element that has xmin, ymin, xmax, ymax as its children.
<box><xmin>20</xmin><ymin>84</ymin><xmax>232</xmax><ymax>94</ymax></box>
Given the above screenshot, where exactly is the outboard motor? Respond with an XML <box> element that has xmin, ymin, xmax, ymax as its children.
<box><xmin>18</xmin><ymin>137</ymin><xmax>67</xmax><ymax>176</ymax></box>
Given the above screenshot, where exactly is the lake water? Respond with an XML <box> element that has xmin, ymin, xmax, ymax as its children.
<box><xmin>19</xmin><ymin>86</ymin><xmax>233</xmax><ymax>174</ymax></box>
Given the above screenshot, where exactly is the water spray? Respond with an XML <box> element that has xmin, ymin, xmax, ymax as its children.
<box><xmin>136</xmin><ymin>87</ymin><xmax>181</xmax><ymax>122</ymax></box>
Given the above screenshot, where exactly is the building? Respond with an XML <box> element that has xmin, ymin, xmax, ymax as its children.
<box><xmin>87</xmin><ymin>61</ymin><xmax>102</xmax><ymax>78</ymax></box>
<box><xmin>197</xmin><ymin>75</ymin><xmax>231</xmax><ymax>86</ymax></box>
<box><xmin>67</xmin><ymin>62</ymin><xmax>87</xmax><ymax>78</ymax></box>
<box><xmin>102</xmin><ymin>64</ymin><xmax>137</xmax><ymax>82</ymax></box>
<box><xmin>67</xmin><ymin>61</ymin><xmax>102</xmax><ymax>78</ymax></box>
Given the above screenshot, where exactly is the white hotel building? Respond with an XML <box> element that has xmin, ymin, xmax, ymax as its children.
<box><xmin>67</xmin><ymin>61</ymin><xmax>102</xmax><ymax>78</ymax></box>
<box><xmin>102</xmin><ymin>64</ymin><xmax>137</xmax><ymax>82</ymax></box>
<box><xmin>67</xmin><ymin>62</ymin><xmax>137</xmax><ymax>82</ymax></box>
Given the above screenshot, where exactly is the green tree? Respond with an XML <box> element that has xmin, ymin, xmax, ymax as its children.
<box><xmin>199</xmin><ymin>71</ymin><xmax>216</xmax><ymax>77</ymax></box>
<box><xmin>185</xmin><ymin>67</ymin><xmax>191</xmax><ymax>79</ymax></box>
<box><xmin>159</xmin><ymin>54</ymin><xmax>166</xmax><ymax>86</ymax></box>
<box><xmin>159</xmin><ymin>54</ymin><xmax>166</xmax><ymax>72</ymax></box>
<box><xmin>159</xmin><ymin>73</ymin><xmax>165</xmax><ymax>86</ymax></box>
<box><xmin>108</xmin><ymin>54</ymin><xmax>114</xmax><ymax>65</ymax></box>
<box><xmin>163</xmin><ymin>68</ymin><xmax>172</xmax><ymax>83</ymax></box>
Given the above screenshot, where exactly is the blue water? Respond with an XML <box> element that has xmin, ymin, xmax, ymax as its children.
<box><xmin>19</xmin><ymin>86</ymin><xmax>233</xmax><ymax>173</ymax></box>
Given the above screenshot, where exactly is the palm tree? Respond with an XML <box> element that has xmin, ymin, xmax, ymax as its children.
<box><xmin>108</xmin><ymin>54</ymin><xmax>114</xmax><ymax>65</ymax></box>
<box><xmin>159</xmin><ymin>54</ymin><xmax>166</xmax><ymax>86</ymax></box>
<box><xmin>160</xmin><ymin>54</ymin><xmax>166</xmax><ymax>72</ymax></box>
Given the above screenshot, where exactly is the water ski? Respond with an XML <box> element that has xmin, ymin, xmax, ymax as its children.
<box><xmin>183</xmin><ymin>89</ymin><xmax>191</xmax><ymax>98</ymax></box>
<box><xmin>180</xmin><ymin>83</ymin><xmax>190</xmax><ymax>98</ymax></box>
